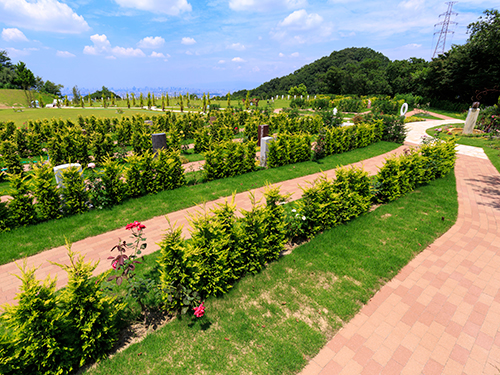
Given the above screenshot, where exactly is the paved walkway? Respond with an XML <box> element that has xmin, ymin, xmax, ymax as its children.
<box><xmin>300</xmin><ymin>120</ymin><xmax>500</xmax><ymax>374</ymax></box>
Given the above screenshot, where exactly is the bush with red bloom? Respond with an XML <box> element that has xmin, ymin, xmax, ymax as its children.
<box><xmin>193</xmin><ymin>302</ymin><xmax>205</xmax><ymax>318</ymax></box>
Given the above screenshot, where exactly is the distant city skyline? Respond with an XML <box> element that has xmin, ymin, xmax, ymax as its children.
<box><xmin>0</xmin><ymin>0</ymin><xmax>497</xmax><ymax>93</ymax></box>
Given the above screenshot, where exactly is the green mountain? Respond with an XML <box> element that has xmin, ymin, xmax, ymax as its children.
<box><xmin>235</xmin><ymin>47</ymin><xmax>394</xmax><ymax>98</ymax></box>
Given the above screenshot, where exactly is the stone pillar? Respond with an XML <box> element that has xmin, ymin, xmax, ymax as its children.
<box><xmin>260</xmin><ymin>136</ymin><xmax>274</xmax><ymax>167</ymax></box>
<box><xmin>463</xmin><ymin>103</ymin><xmax>481</xmax><ymax>135</ymax></box>
<box><xmin>152</xmin><ymin>133</ymin><xmax>167</xmax><ymax>153</ymax></box>
<box><xmin>258</xmin><ymin>124</ymin><xmax>269</xmax><ymax>147</ymax></box>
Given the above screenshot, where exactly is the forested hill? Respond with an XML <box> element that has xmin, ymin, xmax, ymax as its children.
<box><xmin>235</xmin><ymin>47</ymin><xmax>396</xmax><ymax>98</ymax></box>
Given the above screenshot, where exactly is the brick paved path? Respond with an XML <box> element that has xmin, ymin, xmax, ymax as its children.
<box><xmin>300</xmin><ymin>123</ymin><xmax>500</xmax><ymax>374</ymax></box>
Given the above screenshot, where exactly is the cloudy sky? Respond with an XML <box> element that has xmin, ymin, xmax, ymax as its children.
<box><xmin>0</xmin><ymin>0</ymin><xmax>497</xmax><ymax>93</ymax></box>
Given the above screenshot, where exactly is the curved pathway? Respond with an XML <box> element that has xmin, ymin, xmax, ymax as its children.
<box><xmin>300</xmin><ymin>119</ymin><xmax>500</xmax><ymax>374</ymax></box>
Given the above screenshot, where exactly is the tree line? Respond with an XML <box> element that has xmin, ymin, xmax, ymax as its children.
<box><xmin>234</xmin><ymin>9</ymin><xmax>499</xmax><ymax>106</ymax></box>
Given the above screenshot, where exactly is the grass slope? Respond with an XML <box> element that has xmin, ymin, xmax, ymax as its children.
<box><xmin>0</xmin><ymin>89</ymin><xmax>55</xmax><ymax>109</ymax></box>
<box><xmin>85</xmin><ymin>171</ymin><xmax>458</xmax><ymax>375</ymax></box>
<box><xmin>0</xmin><ymin>142</ymin><xmax>400</xmax><ymax>265</ymax></box>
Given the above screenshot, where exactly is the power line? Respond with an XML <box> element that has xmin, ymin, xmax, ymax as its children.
<box><xmin>432</xmin><ymin>2</ymin><xmax>458</xmax><ymax>59</ymax></box>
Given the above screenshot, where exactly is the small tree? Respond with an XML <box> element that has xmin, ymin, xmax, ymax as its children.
<box><xmin>126</xmin><ymin>93</ymin><xmax>130</xmax><ymax>108</ymax></box>
<box><xmin>111</xmin><ymin>92</ymin><xmax>115</xmax><ymax>106</ymax></box>
<box><xmin>227</xmin><ymin>92</ymin><xmax>231</xmax><ymax>108</ymax></box>
<box><xmin>64</xmin><ymin>95</ymin><xmax>70</xmax><ymax>107</ymax></box>
<box><xmin>80</xmin><ymin>97</ymin><xmax>84</xmax><ymax>108</ymax></box>
<box><xmin>131</xmin><ymin>92</ymin><xmax>136</xmax><ymax>107</ymax></box>
<box><xmin>166</xmin><ymin>93</ymin><xmax>170</xmax><ymax>107</ymax></box>
<box><xmin>161</xmin><ymin>94</ymin><xmax>165</xmax><ymax>111</ymax></box>
<box><xmin>202</xmin><ymin>93</ymin><xmax>207</xmax><ymax>112</ymax></box>
<box><xmin>88</xmin><ymin>93</ymin><xmax>92</xmax><ymax>107</ymax></box>
<box><xmin>179</xmin><ymin>95</ymin><xmax>184</xmax><ymax>112</ymax></box>
<box><xmin>139</xmin><ymin>93</ymin><xmax>144</xmax><ymax>108</ymax></box>
<box><xmin>147</xmin><ymin>92</ymin><xmax>152</xmax><ymax>109</ymax></box>
<box><xmin>245</xmin><ymin>91</ymin><xmax>250</xmax><ymax>110</ymax></box>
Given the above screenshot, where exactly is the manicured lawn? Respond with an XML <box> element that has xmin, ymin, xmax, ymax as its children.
<box><xmin>0</xmin><ymin>142</ymin><xmax>400</xmax><ymax>265</ymax></box>
<box><xmin>412</xmin><ymin>113</ymin><xmax>442</xmax><ymax>120</ymax></box>
<box><xmin>85</xmin><ymin>170</ymin><xmax>458</xmax><ymax>375</ymax></box>
<box><xmin>428</xmin><ymin>107</ymin><xmax>467</xmax><ymax>120</ymax></box>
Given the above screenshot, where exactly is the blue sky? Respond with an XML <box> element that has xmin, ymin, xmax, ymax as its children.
<box><xmin>0</xmin><ymin>0</ymin><xmax>497</xmax><ymax>94</ymax></box>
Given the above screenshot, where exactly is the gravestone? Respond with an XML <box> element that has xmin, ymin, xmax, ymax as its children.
<box><xmin>258</xmin><ymin>124</ymin><xmax>269</xmax><ymax>146</ymax></box>
<box><xmin>463</xmin><ymin>102</ymin><xmax>481</xmax><ymax>135</ymax></box>
<box><xmin>260</xmin><ymin>136</ymin><xmax>274</xmax><ymax>167</ymax></box>
<box><xmin>53</xmin><ymin>163</ymin><xmax>82</xmax><ymax>188</ymax></box>
<box><xmin>333</xmin><ymin>108</ymin><xmax>338</xmax><ymax>115</ymax></box>
<box><xmin>288</xmin><ymin>95</ymin><xmax>290</xmax><ymax>100</ymax></box>
<box><xmin>152</xmin><ymin>133</ymin><xmax>167</xmax><ymax>153</ymax></box>
<box><xmin>282</xmin><ymin>95</ymin><xmax>284</xmax><ymax>99</ymax></box>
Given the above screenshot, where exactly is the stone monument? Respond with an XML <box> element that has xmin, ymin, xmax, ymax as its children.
<box><xmin>260</xmin><ymin>136</ymin><xmax>273</xmax><ymax>167</ymax></box>
<box><xmin>53</xmin><ymin>163</ymin><xmax>82</xmax><ymax>188</ymax></box>
<box><xmin>152</xmin><ymin>133</ymin><xmax>167</xmax><ymax>154</ymax></box>
<box><xmin>463</xmin><ymin>102</ymin><xmax>481</xmax><ymax>135</ymax></box>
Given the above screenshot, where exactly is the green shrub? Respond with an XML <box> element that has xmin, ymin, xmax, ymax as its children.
<box><xmin>0</xmin><ymin>140</ymin><xmax>23</xmax><ymax>175</ymax></box>
<box><xmin>124</xmin><ymin>154</ymin><xmax>145</xmax><ymax>198</ymax></box>
<box><xmin>100</xmin><ymin>157</ymin><xmax>126</xmax><ymax>207</ymax></box>
<box><xmin>60</xmin><ymin>166</ymin><xmax>88</xmax><ymax>215</ymax></box>
<box><xmin>32</xmin><ymin>163</ymin><xmax>61</xmax><ymax>221</ymax></box>
<box><xmin>267</xmin><ymin>133</ymin><xmax>311</xmax><ymax>168</ymax></box>
<box><xmin>203</xmin><ymin>141</ymin><xmax>257</xmax><ymax>181</ymax></box>
<box><xmin>338</xmin><ymin>98</ymin><xmax>363</xmax><ymax>112</ymax></box>
<box><xmin>6</xmin><ymin>173</ymin><xmax>37</xmax><ymax>227</ymax></box>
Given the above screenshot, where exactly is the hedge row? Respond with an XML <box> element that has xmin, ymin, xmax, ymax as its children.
<box><xmin>203</xmin><ymin>140</ymin><xmax>257</xmax><ymax>181</ymax></box>
<box><xmin>158</xmin><ymin>138</ymin><xmax>457</xmax><ymax>308</ymax></box>
<box><xmin>0</xmin><ymin>150</ymin><xmax>185</xmax><ymax>231</ymax></box>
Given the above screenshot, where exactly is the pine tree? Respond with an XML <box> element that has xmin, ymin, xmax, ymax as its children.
<box><xmin>166</xmin><ymin>93</ymin><xmax>170</xmax><ymax>107</ymax></box>
<box><xmin>131</xmin><ymin>93</ymin><xmax>136</xmax><ymax>107</ymax></box>
<box><xmin>152</xmin><ymin>93</ymin><xmax>156</xmax><ymax>107</ymax></box>
<box><xmin>147</xmin><ymin>92</ymin><xmax>152</xmax><ymax>109</ymax></box>
<box><xmin>179</xmin><ymin>95</ymin><xmax>184</xmax><ymax>112</ymax></box>
<box><xmin>161</xmin><ymin>94</ymin><xmax>165</xmax><ymax>111</ymax></box>
<box><xmin>186</xmin><ymin>92</ymin><xmax>190</xmax><ymax>107</ymax></box>
<box><xmin>139</xmin><ymin>93</ymin><xmax>144</xmax><ymax>108</ymax></box>
<box><xmin>126</xmin><ymin>93</ymin><xmax>130</xmax><ymax>108</ymax></box>
<box><xmin>227</xmin><ymin>92</ymin><xmax>231</xmax><ymax>108</ymax></box>
<box><xmin>202</xmin><ymin>93</ymin><xmax>207</xmax><ymax>112</ymax></box>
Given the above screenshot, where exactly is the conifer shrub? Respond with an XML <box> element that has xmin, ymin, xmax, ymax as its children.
<box><xmin>6</xmin><ymin>173</ymin><xmax>37</xmax><ymax>227</ymax></box>
<box><xmin>32</xmin><ymin>163</ymin><xmax>61</xmax><ymax>221</ymax></box>
<box><xmin>60</xmin><ymin>166</ymin><xmax>88</xmax><ymax>215</ymax></box>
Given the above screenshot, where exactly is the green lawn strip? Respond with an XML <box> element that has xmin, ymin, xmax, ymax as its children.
<box><xmin>412</xmin><ymin>113</ymin><xmax>442</xmax><ymax>120</ymax></box>
<box><xmin>0</xmin><ymin>141</ymin><xmax>399</xmax><ymax>265</ymax></box>
<box><xmin>85</xmin><ymin>171</ymin><xmax>458</xmax><ymax>375</ymax></box>
<box><xmin>426</xmin><ymin>125</ymin><xmax>500</xmax><ymax>173</ymax></box>
<box><xmin>0</xmin><ymin>108</ymin><xmax>170</xmax><ymax>127</ymax></box>
<box><xmin>428</xmin><ymin>107</ymin><xmax>467</xmax><ymax>120</ymax></box>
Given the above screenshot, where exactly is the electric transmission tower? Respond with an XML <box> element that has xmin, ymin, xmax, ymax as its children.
<box><xmin>432</xmin><ymin>2</ymin><xmax>458</xmax><ymax>59</ymax></box>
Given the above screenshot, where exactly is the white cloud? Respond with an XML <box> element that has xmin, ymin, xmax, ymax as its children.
<box><xmin>112</xmin><ymin>46</ymin><xmax>145</xmax><ymax>57</ymax></box>
<box><xmin>150</xmin><ymin>51</ymin><xmax>165</xmax><ymax>58</ymax></box>
<box><xmin>0</xmin><ymin>0</ymin><xmax>90</xmax><ymax>34</ymax></box>
<box><xmin>398</xmin><ymin>0</ymin><xmax>425</xmax><ymax>10</ymax></box>
<box><xmin>290</xmin><ymin>52</ymin><xmax>299</xmax><ymax>57</ymax></box>
<box><xmin>218</xmin><ymin>59</ymin><xmax>225</xmax><ymax>63</ymax></box>
<box><xmin>227</xmin><ymin>42</ymin><xmax>245</xmax><ymax>51</ymax></box>
<box><xmin>185</xmin><ymin>50</ymin><xmax>193</xmax><ymax>55</ymax></box>
<box><xmin>229</xmin><ymin>0</ymin><xmax>307</xmax><ymax>12</ymax></box>
<box><xmin>106</xmin><ymin>55</ymin><xmax>116</xmax><ymax>60</ymax></box>
<box><xmin>138</xmin><ymin>36</ymin><xmax>165</xmax><ymax>48</ymax></box>
<box><xmin>232</xmin><ymin>57</ymin><xmax>245</xmax><ymax>62</ymax></box>
<box><xmin>83</xmin><ymin>34</ymin><xmax>146</xmax><ymax>58</ymax></box>
<box><xmin>56</xmin><ymin>50</ymin><xmax>75</xmax><ymax>57</ymax></box>
<box><xmin>279</xmin><ymin>52</ymin><xmax>284</xmax><ymax>57</ymax></box>
<box><xmin>114</xmin><ymin>0</ymin><xmax>192</xmax><ymax>15</ymax></box>
<box><xmin>271</xmin><ymin>9</ymin><xmax>333</xmax><ymax>44</ymax></box>
<box><xmin>2</xmin><ymin>28</ymin><xmax>28</xmax><ymax>42</ymax></box>
<box><xmin>4</xmin><ymin>47</ymin><xmax>31</xmax><ymax>57</ymax></box>
<box><xmin>181</xmin><ymin>37</ymin><xmax>196</xmax><ymax>45</ymax></box>
<box><xmin>279</xmin><ymin>9</ymin><xmax>322</xmax><ymax>30</ymax></box>
<box><xmin>252</xmin><ymin>66</ymin><xmax>260</xmax><ymax>72</ymax></box>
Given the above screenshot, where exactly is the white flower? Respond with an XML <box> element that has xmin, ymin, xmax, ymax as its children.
<box><xmin>291</xmin><ymin>209</ymin><xmax>296</xmax><ymax>213</ymax></box>
<box><xmin>296</xmin><ymin>214</ymin><xmax>299</xmax><ymax>217</ymax></box>
<box><xmin>302</xmin><ymin>216</ymin><xmax>306</xmax><ymax>220</ymax></box>
<box><xmin>88</xmin><ymin>162</ymin><xmax>96</xmax><ymax>168</ymax></box>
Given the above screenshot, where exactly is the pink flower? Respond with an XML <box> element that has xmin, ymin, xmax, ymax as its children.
<box><xmin>125</xmin><ymin>221</ymin><xmax>146</xmax><ymax>231</ymax></box>
<box><xmin>111</xmin><ymin>259</ymin><xmax>118</xmax><ymax>270</ymax></box>
<box><xmin>193</xmin><ymin>302</ymin><xmax>205</xmax><ymax>318</ymax></box>
<box><xmin>88</xmin><ymin>162</ymin><xmax>96</xmax><ymax>168</ymax></box>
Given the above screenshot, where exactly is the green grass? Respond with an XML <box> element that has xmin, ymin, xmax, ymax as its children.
<box><xmin>85</xmin><ymin>170</ymin><xmax>458</xmax><ymax>375</ymax></box>
<box><xmin>428</xmin><ymin>107</ymin><xmax>467</xmax><ymax>120</ymax></box>
<box><xmin>0</xmin><ymin>89</ymin><xmax>56</xmax><ymax>109</ymax></box>
<box><xmin>0</xmin><ymin>107</ymin><xmax>168</xmax><ymax>127</ymax></box>
<box><xmin>0</xmin><ymin>142</ymin><xmax>400</xmax><ymax>265</ymax></box>
<box><xmin>426</xmin><ymin>124</ymin><xmax>500</xmax><ymax>173</ymax></box>
<box><xmin>413</xmin><ymin>113</ymin><xmax>442</xmax><ymax>120</ymax></box>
